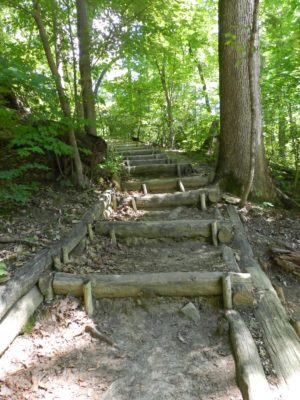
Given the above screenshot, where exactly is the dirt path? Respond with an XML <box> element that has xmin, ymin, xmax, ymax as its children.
<box><xmin>2</xmin><ymin>142</ymin><xmax>299</xmax><ymax>399</ymax></box>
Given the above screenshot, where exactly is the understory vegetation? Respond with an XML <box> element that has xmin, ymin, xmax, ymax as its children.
<box><xmin>0</xmin><ymin>0</ymin><xmax>299</xmax><ymax>204</ymax></box>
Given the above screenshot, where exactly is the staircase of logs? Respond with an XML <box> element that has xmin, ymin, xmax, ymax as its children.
<box><xmin>1</xmin><ymin>141</ymin><xmax>300</xmax><ymax>400</ymax></box>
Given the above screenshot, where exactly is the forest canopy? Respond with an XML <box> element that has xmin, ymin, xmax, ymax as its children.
<box><xmin>0</xmin><ymin>0</ymin><xmax>299</xmax><ymax>202</ymax></box>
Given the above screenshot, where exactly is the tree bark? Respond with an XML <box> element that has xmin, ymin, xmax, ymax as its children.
<box><xmin>32</xmin><ymin>0</ymin><xmax>85</xmax><ymax>187</ymax></box>
<box><xmin>76</xmin><ymin>0</ymin><xmax>97</xmax><ymax>136</ymax></box>
<box><xmin>217</xmin><ymin>0</ymin><xmax>275</xmax><ymax>200</ymax></box>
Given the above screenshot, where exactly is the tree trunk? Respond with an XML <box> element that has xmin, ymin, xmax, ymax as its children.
<box><xmin>216</xmin><ymin>0</ymin><xmax>275</xmax><ymax>200</ymax></box>
<box><xmin>76</xmin><ymin>0</ymin><xmax>97</xmax><ymax>137</ymax></box>
<box><xmin>32</xmin><ymin>0</ymin><xmax>85</xmax><ymax>187</ymax></box>
<box><xmin>156</xmin><ymin>62</ymin><xmax>175</xmax><ymax>148</ymax></box>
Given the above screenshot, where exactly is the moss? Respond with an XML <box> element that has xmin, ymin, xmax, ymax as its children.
<box><xmin>21</xmin><ymin>313</ymin><xmax>36</xmax><ymax>334</ymax></box>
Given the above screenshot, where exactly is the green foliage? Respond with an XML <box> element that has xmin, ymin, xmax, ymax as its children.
<box><xmin>0</xmin><ymin>262</ymin><xmax>8</xmax><ymax>276</ymax></box>
<box><xmin>98</xmin><ymin>149</ymin><xmax>123</xmax><ymax>177</ymax></box>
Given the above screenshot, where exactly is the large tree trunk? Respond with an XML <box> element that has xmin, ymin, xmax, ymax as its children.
<box><xmin>216</xmin><ymin>0</ymin><xmax>275</xmax><ymax>200</ymax></box>
<box><xmin>76</xmin><ymin>0</ymin><xmax>97</xmax><ymax>137</ymax></box>
<box><xmin>32</xmin><ymin>0</ymin><xmax>85</xmax><ymax>187</ymax></box>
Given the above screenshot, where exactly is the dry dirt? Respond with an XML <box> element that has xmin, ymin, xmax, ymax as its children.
<box><xmin>0</xmin><ymin>183</ymin><xmax>299</xmax><ymax>400</ymax></box>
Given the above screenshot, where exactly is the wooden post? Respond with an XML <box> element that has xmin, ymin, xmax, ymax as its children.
<box><xmin>200</xmin><ymin>193</ymin><xmax>207</xmax><ymax>211</ymax></box>
<box><xmin>178</xmin><ymin>180</ymin><xmax>185</xmax><ymax>192</ymax></box>
<box><xmin>112</xmin><ymin>193</ymin><xmax>117</xmax><ymax>211</ymax></box>
<box><xmin>142</xmin><ymin>184</ymin><xmax>148</xmax><ymax>195</ymax></box>
<box><xmin>211</xmin><ymin>220</ymin><xmax>218</xmax><ymax>246</ymax></box>
<box><xmin>62</xmin><ymin>247</ymin><xmax>70</xmax><ymax>264</ymax></box>
<box><xmin>131</xmin><ymin>197</ymin><xmax>138</xmax><ymax>212</ymax></box>
<box><xmin>109</xmin><ymin>228</ymin><xmax>117</xmax><ymax>247</ymax></box>
<box><xmin>83</xmin><ymin>280</ymin><xmax>93</xmax><ymax>316</ymax></box>
<box><xmin>87</xmin><ymin>223</ymin><xmax>94</xmax><ymax>242</ymax></box>
<box><xmin>53</xmin><ymin>255</ymin><xmax>62</xmax><ymax>271</ymax></box>
<box><xmin>223</xmin><ymin>273</ymin><xmax>232</xmax><ymax>309</ymax></box>
<box><xmin>177</xmin><ymin>164</ymin><xmax>181</xmax><ymax>177</ymax></box>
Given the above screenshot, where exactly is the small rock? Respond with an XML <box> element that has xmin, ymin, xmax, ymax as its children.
<box><xmin>180</xmin><ymin>302</ymin><xmax>200</xmax><ymax>322</ymax></box>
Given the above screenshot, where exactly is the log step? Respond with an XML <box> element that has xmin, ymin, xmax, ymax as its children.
<box><xmin>122</xmin><ymin>174</ymin><xmax>214</xmax><ymax>193</ymax></box>
<box><xmin>123</xmin><ymin>153</ymin><xmax>168</xmax><ymax>161</ymax></box>
<box><xmin>125</xmin><ymin>163</ymin><xmax>195</xmax><ymax>177</ymax></box>
<box><xmin>124</xmin><ymin>158</ymin><xmax>177</xmax><ymax>166</ymax></box>
<box><xmin>95</xmin><ymin>219</ymin><xmax>233</xmax><ymax>243</ymax></box>
<box><xmin>133</xmin><ymin>187</ymin><xmax>220</xmax><ymax>209</ymax></box>
<box><xmin>53</xmin><ymin>271</ymin><xmax>252</xmax><ymax>299</ymax></box>
<box><xmin>118</xmin><ymin>148</ymin><xmax>157</xmax><ymax>156</ymax></box>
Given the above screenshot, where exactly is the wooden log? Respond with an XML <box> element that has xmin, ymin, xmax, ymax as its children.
<box><xmin>83</xmin><ymin>280</ymin><xmax>93</xmax><ymax>316</ymax></box>
<box><xmin>222</xmin><ymin>274</ymin><xmax>232</xmax><ymax>309</ymax></box>
<box><xmin>126</xmin><ymin>158</ymin><xmax>176</xmax><ymax>166</ymax></box>
<box><xmin>218</xmin><ymin>226</ymin><xmax>233</xmax><ymax>243</ymax></box>
<box><xmin>53</xmin><ymin>271</ymin><xmax>252</xmax><ymax>298</ymax></box>
<box><xmin>226</xmin><ymin>310</ymin><xmax>272</xmax><ymax>400</ymax></box>
<box><xmin>123</xmin><ymin>153</ymin><xmax>167</xmax><ymax>161</ymax></box>
<box><xmin>38</xmin><ymin>271</ymin><xmax>54</xmax><ymax>302</ymax></box>
<box><xmin>0</xmin><ymin>286</ymin><xmax>43</xmax><ymax>356</ymax></box>
<box><xmin>125</xmin><ymin>163</ymin><xmax>194</xmax><ymax>177</ymax></box>
<box><xmin>133</xmin><ymin>188</ymin><xmax>220</xmax><ymax>209</ymax></box>
<box><xmin>0</xmin><ymin>190</ymin><xmax>112</xmax><ymax>321</ymax></box>
<box><xmin>222</xmin><ymin>245</ymin><xmax>240</xmax><ymax>272</ymax></box>
<box><xmin>227</xmin><ymin>205</ymin><xmax>300</xmax><ymax>398</ymax></box>
<box><xmin>111</xmin><ymin>193</ymin><xmax>117</xmax><ymax>211</ymax></box>
<box><xmin>95</xmin><ymin>219</ymin><xmax>233</xmax><ymax>241</ymax></box>
<box><xmin>119</xmin><ymin>149</ymin><xmax>156</xmax><ymax>156</ymax></box>
<box><xmin>122</xmin><ymin>174</ymin><xmax>214</xmax><ymax>192</ymax></box>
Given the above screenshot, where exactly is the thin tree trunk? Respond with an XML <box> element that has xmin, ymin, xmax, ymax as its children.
<box><xmin>278</xmin><ymin>108</ymin><xmax>286</xmax><ymax>159</ymax></box>
<box><xmin>240</xmin><ymin>0</ymin><xmax>260</xmax><ymax>205</ymax></box>
<box><xmin>156</xmin><ymin>61</ymin><xmax>174</xmax><ymax>148</ymax></box>
<box><xmin>76</xmin><ymin>0</ymin><xmax>97</xmax><ymax>136</ymax></box>
<box><xmin>188</xmin><ymin>45</ymin><xmax>212</xmax><ymax>114</ymax></box>
<box><xmin>66</xmin><ymin>0</ymin><xmax>83</xmax><ymax>120</ymax></box>
<box><xmin>32</xmin><ymin>0</ymin><xmax>85</xmax><ymax>187</ymax></box>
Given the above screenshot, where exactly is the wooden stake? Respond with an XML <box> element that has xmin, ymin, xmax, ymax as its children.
<box><xmin>211</xmin><ymin>220</ymin><xmax>218</xmax><ymax>246</ymax></box>
<box><xmin>200</xmin><ymin>193</ymin><xmax>207</xmax><ymax>211</ymax></box>
<box><xmin>131</xmin><ymin>197</ymin><xmax>138</xmax><ymax>212</ymax></box>
<box><xmin>178</xmin><ymin>180</ymin><xmax>185</xmax><ymax>192</ymax></box>
<box><xmin>62</xmin><ymin>247</ymin><xmax>70</xmax><ymax>264</ymax></box>
<box><xmin>87</xmin><ymin>223</ymin><xmax>94</xmax><ymax>242</ymax></box>
<box><xmin>53</xmin><ymin>256</ymin><xmax>62</xmax><ymax>271</ymax></box>
<box><xmin>223</xmin><ymin>273</ymin><xmax>232</xmax><ymax>309</ymax></box>
<box><xmin>83</xmin><ymin>280</ymin><xmax>93</xmax><ymax>316</ymax></box>
<box><xmin>142</xmin><ymin>184</ymin><xmax>148</xmax><ymax>195</ymax></box>
<box><xmin>109</xmin><ymin>228</ymin><xmax>117</xmax><ymax>246</ymax></box>
<box><xmin>112</xmin><ymin>193</ymin><xmax>117</xmax><ymax>211</ymax></box>
<box><xmin>177</xmin><ymin>164</ymin><xmax>181</xmax><ymax>177</ymax></box>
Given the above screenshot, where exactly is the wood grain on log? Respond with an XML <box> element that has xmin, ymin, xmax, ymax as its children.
<box><xmin>226</xmin><ymin>310</ymin><xmax>272</xmax><ymax>400</ymax></box>
<box><xmin>122</xmin><ymin>174</ymin><xmax>214</xmax><ymax>192</ymax></box>
<box><xmin>0</xmin><ymin>286</ymin><xmax>43</xmax><ymax>355</ymax></box>
<box><xmin>227</xmin><ymin>205</ymin><xmax>300</xmax><ymax>399</ymax></box>
<box><xmin>53</xmin><ymin>271</ymin><xmax>252</xmax><ymax>298</ymax></box>
<box><xmin>132</xmin><ymin>187</ymin><xmax>220</xmax><ymax>209</ymax></box>
<box><xmin>95</xmin><ymin>219</ymin><xmax>233</xmax><ymax>242</ymax></box>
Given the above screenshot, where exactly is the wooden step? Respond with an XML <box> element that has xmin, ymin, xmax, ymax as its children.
<box><xmin>125</xmin><ymin>163</ymin><xmax>194</xmax><ymax>177</ymax></box>
<box><xmin>124</xmin><ymin>158</ymin><xmax>177</xmax><ymax>166</ymax></box>
<box><xmin>124</xmin><ymin>153</ymin><xmax>167</xmax><ymax>161</ymax></box>
<box><xmin>53</xmin><ymin>271</ymin><xmax>252</xmax><ymax>299</ymax></box>
<box><xmin>118</xmin><ymin>148</ymin><xmax>157</xmax><ymax>156</ymax></box>
<box><xmin>95</xmin><ymin>219</ymin><xmax>233</xmax><ymax>243</ymax></box>
<box><xmin>122</xmin><ymin>174</ymin><xmax>214</xmax><ymax>193</ymax></box>
<box><xmin>132</xmin><ymin>187</ymin><xmax>220</xmax><ymax>208</ymax></box>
